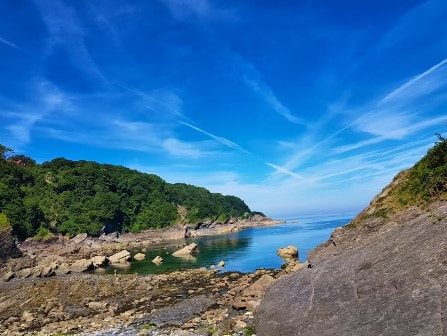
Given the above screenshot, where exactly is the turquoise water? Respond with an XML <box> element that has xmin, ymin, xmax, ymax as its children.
<box><xmin>106</xmin><ymin>214</ymin><xmax>354</xmax><ymax>275</ymax></box>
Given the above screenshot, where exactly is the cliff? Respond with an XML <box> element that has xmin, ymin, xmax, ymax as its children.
<box><xmin>256</xmin><ymin>136</ymin><xmax>447</xmax><ymax>336</ymax></box>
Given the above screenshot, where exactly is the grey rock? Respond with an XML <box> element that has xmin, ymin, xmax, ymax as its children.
<box><xmin>138</xmin><ymin>294</ymin><xmax>216</xmax><ymax>327</ymax></box>
<box><xmin>0</xmin><ymin>227</ymin><xmax>22</xmax><ymax>261</ymax></box>
<box><xmin>256</xmin><ymin>203</ymin><xmax>447</xmax><ymax>336</ymax></box>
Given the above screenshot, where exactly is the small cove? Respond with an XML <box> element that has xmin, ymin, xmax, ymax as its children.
<box><xmin>105</xmin><ymin>213</ymin><xmax>354</xmax><ymax>275</ymax></box>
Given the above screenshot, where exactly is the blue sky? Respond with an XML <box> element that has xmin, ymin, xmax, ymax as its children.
<box><xmin>1</xmin><ymin>0</ymin><xmax>447</xmax><ymax>217</ymax></box>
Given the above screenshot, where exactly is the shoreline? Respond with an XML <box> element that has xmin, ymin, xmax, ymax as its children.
<box><xmin>1</xmin><ymin>217</ymin><xmax>284</xmax><ymax>282</ymax></box>
<box><xmin>0</xmin><ymin>218</ymin><xmax>293</xmax><ymax>336</ymax></box>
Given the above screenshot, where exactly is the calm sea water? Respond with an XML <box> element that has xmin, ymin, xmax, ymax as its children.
<box><xmin>106</xmin><ymin>213</ymin><xmax>354</xmax><ymax>275</ymax></box>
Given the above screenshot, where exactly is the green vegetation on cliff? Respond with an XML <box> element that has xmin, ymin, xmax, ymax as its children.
<box><xmin>353</xmin><ymin>135</ymin><xmax>447</xmax><ymax>226</ymax></box>
<box><xmin>0</xmin><ymin>145</ymin><xmax>252</xmax><ymax>240</ymax></box>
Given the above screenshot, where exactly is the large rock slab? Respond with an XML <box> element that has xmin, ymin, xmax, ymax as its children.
<box><xmin>138</xmin><ymin>295</ymin><xmax>216</xmax><ymax>327</ymax></box>
<box><xmin>256</xmin><ymin>204</ymin><xmax>447</xmax><ymax>336</ymax></box>
<box><xmin>172</xmin><ymin>243</ymin><xmax>198</xmax><ymax>256</ymax></box>
<box><xmin>108</xmin><ymin>250</ymin><xmax>131</xmax><ymax>264</ymax></box>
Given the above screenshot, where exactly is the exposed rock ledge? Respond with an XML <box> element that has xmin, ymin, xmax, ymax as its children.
<box><xmin>256</xmin><ymin>202</ymin><xmax>447</xmax><ymax>336</ymax></box>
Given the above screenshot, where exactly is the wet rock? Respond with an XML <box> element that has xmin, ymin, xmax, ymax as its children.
<box><xmin>172</xmin><ymin>243</ymin><xmax>198</xmax><ymax>256</ymax></box>
<box><xmin>133</xmin><ymin>253</ymin><xmax>145</xmax><ymax>261</ymax></box>
<box><xmin>138</xmin><ymin>295</ymin><xmax>216</xmax><ymax>327</ymax></box>
<box><xmin>108</xmin><ymin>250</ymin><xmax>131</xmax><ymax>264</ymax></box>
<box><xmin>217</xmin><ymin>260</ymin><xmax>225</xmax><ymax>268</ymax></box>
<box><xmin>152</xmin><ymin>256</ymin><xmax>163</xmax><ymax>265</ymax></box>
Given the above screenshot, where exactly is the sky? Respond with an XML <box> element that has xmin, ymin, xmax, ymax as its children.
<box><xmin>0</xmin><ymin>0</ymin><xmax>447</xmax><ymax>217</ymax></box>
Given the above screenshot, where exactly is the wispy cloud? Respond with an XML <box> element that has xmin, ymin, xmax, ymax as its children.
<box><xmin>0</xmin><ymin>36</ymin><xmax>29</xmax><ymax>53</ymax></box>
<box><xmin>244</xmin><ymin>77</ymin><xmax>305</xmax><ymax>125</ymax></box>
<box><xmin>160</xmin><ymin>0</ymin><xmax>235</xmax><ymax>21</ymax></box>
<box><xmin>115</xmin><ymin>83</ymin><xmax>184</xmax><ymax>118</ymax></box>
<box><xmin>2</xmin><ymin>80</ymin><xmax>71</xmax><ymax>147</ymax></box>
<box><xmin>34</xmin><ymin>0</ymin><xmax>108</xmax><ymax>84</ymax></box>
<box><xmin>282</xmin><ymin>57</ymin><xmax>447</xmax><ymax>170</ymax></box>
<box><xmin>162</xmin><ymin>138</ymin><xmax>205</xmax><ymax>158</ymax></box>
<box><xmin>180</xmin><ymin>121</ymin><xmax>253</xmax><ymax>155</ymax></box>
<box><xmin>379</xmin><ymin>57</ymin><xmax>447</xmax><ymax>105</ymax></box>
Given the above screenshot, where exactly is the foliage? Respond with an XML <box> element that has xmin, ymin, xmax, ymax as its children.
<box><xmin>0</xmin><ymin>145</ymin><xmax>252</xmax><ymax>240</ymax></box>
<box><xmin>34</xmin><ymin>227</ymin><xmax>53</xmax><ymax>240</ymax></box>
<box><xmin>0</xmin><ymin>212</ymin><xmax>10</xmax><ymax>229</ymax></box>
<box><xmin>352</xmin><ymin>135</ymin><xmax>447</xmax><ymax>227</ymax></box>
<box><xmin>243</xmin><ymin>326</ymin><xmax>257</xmax><ymax>335</ymax></box>
<box><xmin>393</xmin><ymin>134</ymin><xmax>447</xmax><ymax>206</ymax></box>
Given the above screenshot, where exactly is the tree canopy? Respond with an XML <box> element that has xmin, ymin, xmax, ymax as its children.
<box><xmin>0</xmin><ymin>146</ymin><xmax>252</xmax><ymax>240</ymax></box>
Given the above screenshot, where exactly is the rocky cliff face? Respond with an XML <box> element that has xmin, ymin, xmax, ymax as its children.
<box><xmin>0</xmin><ymin>227</ymin><xmax>22</xmax><ymax>261</ymax></box>
<box><xmin>256</xmin><ymin>200</ymin><xmax>447</xmax><ymax>336</ymax></box>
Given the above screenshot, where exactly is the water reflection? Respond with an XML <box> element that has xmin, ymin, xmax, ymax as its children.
<box><xmin>107</xmin><ymin>214</ymin><xmax>354</xmax><ymax>275</ymax></box>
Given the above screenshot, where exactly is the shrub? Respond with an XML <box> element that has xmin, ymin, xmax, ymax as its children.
<box><xmin>0</xmin><ymin>213</ymin><xmax>10</xmax><ymax>229</ymax></box>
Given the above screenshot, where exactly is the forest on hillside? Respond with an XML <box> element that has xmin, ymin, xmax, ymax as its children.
<box><xmin>0</xmin><ymin>145</ymin><xmax>253</xmax><ymax>240</ymax></box>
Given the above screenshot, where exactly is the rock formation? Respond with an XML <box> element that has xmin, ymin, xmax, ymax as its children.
<box><xmin>172</xmin><ymin>243</ymin><xmax>198</xmax><ymax>256</ymax></box>
<box><xmin>133</xmin><ymin>252</ymin><xmax>145</xmax><ymax>261</ymax></box>
<box><xmin>0</xmin><ymin>226</ymin><xmax>22</xmax><ymax>261</ymax></box>
<box><xmin>108</xmin><ymin>250</ymin><xmax>131</xmax><ymax>264</ymax></box>
<box><xmin>256</xmin><ymin>203</ymin><xmax>447</xmax><ymax>335</ymax></box>
<box><xmin>152</xmin><ymin>255</ymin><xmax>163</xmax><ymax>264</ymax></box>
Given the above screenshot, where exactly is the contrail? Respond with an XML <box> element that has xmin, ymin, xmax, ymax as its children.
<box><xmin>0</xmin><ymin>36</ymin><xmax>29</xmax><ymax>53</ymax></box>
<box><xmin>180</xmin><ymin>121</ymin><xmax>304</xmax><ymax>179</ymax></box>
<box><xmin>284</xmin><ymin>57</ymin><xmax>447</xmax><ymax>170</ymax></box>
<box><xmin>380</xmin><ymin>57</ymin><xmax>447</xmax><ymax>104</ymax></box>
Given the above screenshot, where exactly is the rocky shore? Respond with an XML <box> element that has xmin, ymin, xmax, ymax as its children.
<box><xmin>0</xmin><ymin>215</ymin><xmax>282</xmax><ymax>282</ymax></box>
<box><xmin>0</xmin><ymin>216</ymin><xmax>289</xmax><ymax>335</ymax></box>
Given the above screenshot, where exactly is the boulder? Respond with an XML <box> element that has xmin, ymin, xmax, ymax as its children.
<box><xmin>217</xmin><ymin>260</ymin><xmax>225</xmax><ymax>268</ymax></box>
<box><xmin>90</xmin><ymin>256</ymin><xmax>107</xmax><ymax>268</ymax></box>
<box><xmin>108</xmin><ymin>250</ymin><xmax>131</xmax><ymax>264</ymax></box>
<box><xmin>133</xmin><ymin>253</ymin><xmax>145</xmax><ymax>261</ymax></box>
<box><xmin>277</xmin><ymin>245</ymin><xmax>298</xmax><ymax>261</ymax></box>
<box><xmin>172</xmin><ymin>243</ymin><xmax>198</xmax><ymax>256</ymax></box>
<box><xmin>70</xmin><ymin>259</ymin><xmax>93</xmax><ymax>273</ymax></box>
<box><xmin>0</xmin><ymin>227</ymin><xmax>22</xmax><ymax>261</ymax></box>
<box><xmin>152</xmin><ymin>256</ymin><xmax>163</xmax><ymax>265</ymax></box>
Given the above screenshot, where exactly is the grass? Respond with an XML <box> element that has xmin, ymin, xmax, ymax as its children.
<box><xmin>0</xmin><ymin>213</ymin><xmax>11</xmax><ymax>230</ymax></box>
<box><xmin>243</xmin><ymin>326</ymin><xmax>257</xmax><ymax>335</ymax></box>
